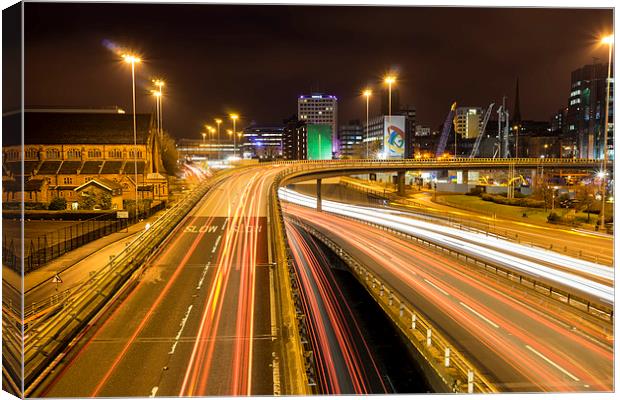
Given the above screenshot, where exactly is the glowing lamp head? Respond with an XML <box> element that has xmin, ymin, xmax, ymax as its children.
<box><xmin>602</xmin><ymin>35</ymin><xmax>614</xmax><ymax>45</ymax></box>
<box><xmin>215</xmin><ymin>118</ymin><xmax>222</xmax><ymax>124</ymax></box>
<box><xmin>122</xmin><ymin>54</ymin><xmax>141</xmax><ymax>64</ymax></box>
<box><xmin>384</xmin><ymin>76</ymin><xmax>396</xmax><ymax>85</ymax></box>
<box><xmin>153</xmin><ymin>79</ymin><xmax>165</xmax><ymax>87</ymax></box>
<box><xmin>151</xmin><ymin>90</ymin><xmax>162</xmax><ymax>97</ymax></box>
<box><xmin>597</xmin><ymin>171</ymin><xmax>606</xmax><ymax>179</ymax></box>
<box><xmin>363</xmin><ymin>89</ymin><xmax>372</xmax><ymax>97</ymax></box>
<box><xmin>227</xmin><ymin>129</ymin><xmax>233</xmax><ymax>135</ymax></box>
<box><xmin>230</xmin><ymin>113</ymin><xmax>239</xmax><ymax>120</ymax></box>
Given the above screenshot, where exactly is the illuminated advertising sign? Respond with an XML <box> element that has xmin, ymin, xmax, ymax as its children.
<box><xmin>307</xmin><ymin>124</ymin><xmax>332</xmax><ymax>160</ymax></box>
<box><xmin>383</xmin><ymin>115</ymin><xmax>406</xmax><ymax>159</ymax></box>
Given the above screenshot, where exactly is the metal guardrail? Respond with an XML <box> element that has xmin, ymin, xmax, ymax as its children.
<box><xmin>269</xmin><ymin>174</ymin><xmax>316</xmax><ymax>394</ymax></box>
<box><xmin>287</xmin><ymin>216</ymin><xmax>498</xmax><ymax>394</ymax></box>
<box><xmin>21</xmin><ymin>172</ymin><xmax>231</xmax><ymax>393</ymax></box>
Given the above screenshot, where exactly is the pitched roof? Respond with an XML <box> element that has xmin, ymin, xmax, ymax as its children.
<box><xmin>3</xmin><ymin>111</ymin><xmax>153</xmax><ymax>146</ymax></box>
<box><xmin>3</xmin><ymin>179</ymin><xmax>46</xmax><ymax>192</ymax></box>
<box><xmin>74</xmin><ymin>177</ymin><xmax>122</xmax><ymax>193</ymax></box>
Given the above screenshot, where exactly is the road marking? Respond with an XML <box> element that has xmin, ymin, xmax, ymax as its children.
<box><xmin>149</xmin><ymin>386</ymin><xmax>158</xmax><ymax>397</ymax></box>
<box><xmin>459</xmin><ymin>302</ymin><xmax>499</xmax><ymax>329</ymax></box>
<box><xmin>221</xmin><ymin>219</ymin><xmax>228</xmax><ymax>230</ymax></box>
<box><xmin>525</xmin><ymin>344</ymin><xmax>580</xmax><ymax>382</ymax></box>
<box><xmin>196</xmin><ymin>262</ymin><xmax>211</xmax><ymax>290</ymax></box>
<box><xmin>424</xmin><ymin>278</ymin><xmax>450</xmax><ymax>296</ymax></box>
<box><xmin>169</xmin><ymin>305</ymin><xmax>193</xmax><ymax>355</ymax></box>
<box><xmin>211</xmin><ymin>234</ymin><xmax>222</xmax><ymax>253</ymax></box>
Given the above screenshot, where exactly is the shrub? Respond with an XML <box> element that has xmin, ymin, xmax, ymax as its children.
<box><xmin>48</xmin><ymin>197</ymin><xmax>67</xmax><ymax>210</ymax></box>
<box><xmin>547</xmin><ymin>212</ymin><xmax>561</xmax><ymax>222</ymax></box>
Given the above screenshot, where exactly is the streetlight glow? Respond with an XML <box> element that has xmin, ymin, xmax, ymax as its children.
<box><xmin>122</xmin><ymin>54</ymin><xmax>141</xmax><ymax>64</ymax></box>
<box><xmin>602</xmin><ymin>35</ymin><xmax>614</xmax><ymax>44</ymax></box>
<box><xmin>363</xmin><ymin>89</ymin><xmax>372</xmax><ymax>159</ymax></box>
<box><xmin>230</xmin><ymin>114</ymin><xmax>239</xmax><ymax>159</ymax></box>
<box><xmin>384</xmin><ymin>76</ymin><xmax>396</xmax><ymax>85</ymax></box>
<box><xmin>363</xmin><ymin>89</ymin><xmax>372</xmax><ymax>97</ymax></box>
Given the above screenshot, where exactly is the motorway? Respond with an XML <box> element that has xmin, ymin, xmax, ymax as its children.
<box><xmin>286</xmin><ymin>222</ymin><xmax>390</xmax><ymax>394</ymax></box>
<box><xmin>36</xmin><ymin>166</ymin><xmax>282</xmax><ymax>397</ymax></box>
<box><xmin>283</xmin><ymin>203</ymin><xmax>613</xmax><ymax>392</ymax></box>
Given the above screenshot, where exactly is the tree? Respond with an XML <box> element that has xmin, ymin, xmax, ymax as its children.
<box><xmin>574</xmin><ymin>184</ymin><xmax>597</xmax><ymax>223</ymax></box>
<box><xmin>160</xmin><ymin>131</ymin><xmax>179</xmax><ymax>175</ymax></box>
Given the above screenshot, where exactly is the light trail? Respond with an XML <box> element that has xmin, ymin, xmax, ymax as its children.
<box><xmin>278</xmin><ymin>188</ymin><xmax>614</xmax><ymax>306</ymax></box>
<box><xmin>284</xmin><ymin>204</ymin><xmax>613</xmax><ymax>392</ymax></box>
<box><xmin>285</xmin><ymin>222</ymin><xmax>389</xmax><ymax>394</ymax></box>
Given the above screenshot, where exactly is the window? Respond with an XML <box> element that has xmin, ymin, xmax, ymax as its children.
<box><xmin>4</xmin><ymin>150</ymin><xmax>19</xmax><ymax>161</ymax></box>
<box><xmin>87</xmin><ymin>148</ymin><xmax>102</xmax><ymax>158</ymax></box>
<box><xmin>570</xmin><ymin>98</ymin><xmax>581</xmax><ymax>106</ymax></box>
<box><xmin>129</xmin><ymin>149</ymin><xmax>143</xmax><ymax>159</ymax></box>
<box><xmin>46</xmin><ymin>148</ymin><xmax>61</xmax><ymax>159</ymax></box>
<box><xmin>25</xmin><ymin>148</ymin><xmax>38</xmax><ymax>160</ymax></box>
<box><xmin>108</xmin><ymin>148</ymin><xmax>123</xmax><ymax>158</ymax></box>
<box><xmin>63</xmin><ymin>177</ymin><xmax>73</xmax><ymax>184</ymax></box>
<box><xmin>66</xmin><ymin>148</ymin><xmax>81</xmax><ymax>159</ymax></box>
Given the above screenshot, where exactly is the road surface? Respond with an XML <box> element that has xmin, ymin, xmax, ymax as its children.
<box><xmin>285</xmin><ymin>203</ymin><xmax>613</xmax><ymax>392</ymax></box>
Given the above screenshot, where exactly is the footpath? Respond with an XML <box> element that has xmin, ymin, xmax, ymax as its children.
<box><xmin>2</xmin><ymin>210</ymin><xmax>165</xmax><ymax>311</ymax></box>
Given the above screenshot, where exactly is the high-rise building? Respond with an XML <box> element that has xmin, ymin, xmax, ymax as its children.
<box><xmin>298</xmin><ymin>94</ymin><xmax>338</xmax><ymax>156</ymax></box>
<box><xmin>454</xmin><ymin>107</ymin><xmax>483</xmax><ymax>139</ymax></box>
<box><xmin>338</xmin><ymin>120</ymin><xmax>363</xmax><ymax>158</ymax></box>
<box><xmin>240</xmin><ymin>125</ymin><xmax>284</xmax><ymax>160</ymax></box>
<box><xmin>282</xmin><ymin>115</ymin><xmax>307</xmax><ymax>160</ymax></box>
<box><xmin>566</xmin><ymin>62</ymin><xmax>614</xmax><ymax>159</ymax></box>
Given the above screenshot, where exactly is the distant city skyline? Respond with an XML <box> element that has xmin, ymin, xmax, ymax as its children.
<box><xmin>20</xmin><ymin>2</ymin><xmax>613</xmax><ymax>138</ymax></box>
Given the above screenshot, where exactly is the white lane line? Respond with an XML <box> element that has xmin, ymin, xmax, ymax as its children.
<box><xmin>221</xmin><ymin>219</ymin><xmax>228</xmax><ymax>230</ymax></box>
<box><xmin>459</xmin><ymin>302</ymin><xmax>500</xmax><ymax>329</ymax></box>
<box><xmin>525</xmin><ymin>344</ymin><xmax>580</xmax><ymax>382</ymax></box>
<box><xmin>196</xmin><ymin>262</ymin><xmax>210</xmax><ymax>290</ymax></box>
<box><xmin>169</xmin><ymin>304</ymin><xmax>193</xmax><ymax>355</ymax></box>
<box><xmin>149</xmin><ymin>386</ymin><xmax>158</xmax><ymax>397</ymax></box>
<box><xmin>423</xmin><ymin>278</ymin><xmax>450</xmax><ymax>296</ymax></box>
<box><xmin>211</xmin><ymin>234</ymin><xmax>222</xmax><ymax>253</ymax></box>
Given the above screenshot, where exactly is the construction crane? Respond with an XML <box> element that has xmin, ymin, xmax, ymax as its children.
<box><xmin>435</xmin><ymin>102</ymin><xmax>457</xmax><ymax>157</ymax></box>
<box><xmin>469</xmin><ymin>103</ymin><xmax>494</xmax><ymax>158</ymax></box>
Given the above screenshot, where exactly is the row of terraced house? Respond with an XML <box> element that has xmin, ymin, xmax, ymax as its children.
<box><xmin>2</xmin><ymin>108</ymin><xmax>169</xmax><ymax>210</ymax></box>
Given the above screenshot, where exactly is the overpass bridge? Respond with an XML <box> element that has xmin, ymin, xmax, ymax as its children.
<box><xmin>17</xmin><ymin>158</ymin><xmax>611</xmax><ymax>397</ymax></box>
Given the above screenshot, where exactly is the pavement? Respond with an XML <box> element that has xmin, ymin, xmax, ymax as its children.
<box><xmin>2</xmin><ymin>211</ymin><xmax>165</xmax><ymax>314</ymax></box>
<box><xmin>287</xmin><ymin>204</ymin><xmax>613</xmax><ymax>392</ymax></box>
<box><xmin>35</xmin><ymin>165</ymin><xmax>286</xmax><ymax>397</ymax></box>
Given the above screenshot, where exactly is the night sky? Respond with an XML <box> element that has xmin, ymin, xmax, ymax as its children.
<box><xmin>23</xmin><ymin>2</ymin><xmax>612</xmax><ymax>139</ymax></box>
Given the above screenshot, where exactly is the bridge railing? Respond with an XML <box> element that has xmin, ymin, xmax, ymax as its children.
<box><xmin>269</xmin><ymin>173</ymin><xmax>317</xmax><ymax>394</ymax></box>
<box><xmin>286</xmin><ymin>216</ymin><xmax>498</xmax><ymax>394</ymax></box>
<box><xmin>270</xmin><ymin>157</ymin><xmax>602</xmax><ymax>167</ymax></box>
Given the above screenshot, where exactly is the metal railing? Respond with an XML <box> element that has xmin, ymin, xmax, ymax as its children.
<box><xmin>269</xmin><ymin>172</ymin><xmax>317</xmax><ymax>394</ymax></box>
<box><xmin>287</xmin><ymin>216</ymin><xmax>498</xmax><ymax>394</ymax></box>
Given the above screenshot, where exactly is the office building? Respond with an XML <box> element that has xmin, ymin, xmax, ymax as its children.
<box><xmin>241</xmin><ymin>125</ymin><xmax>285</xmax><ymax>160</ymax></box>
<box><xmin>338</xmin><ymin>120</ymin><xmax>363</xmax><ymax>158</ymax></box>
<box><xmin>363</xmin><ymin>115</ymin><xmax>406</xmax><ymax>159</ymax></box>
<box><xmin>282</xmin><ymin>116</ymin><xmax>307</xmax><ymax>160</ymax></box>
<box><xmin>566</xmin><ymin>62</ymin><xmax>614</xmax><ymax>159</ymax></box>
<box><xmin>298</xmin><ymin>94</ymin><xmax>338</xmax><ymax>156</ymax></box>
<box><xmin>454</xmin><ymin>107</ymin><xmax>483</xmax><ymax>139</ymax></box>
<box><xmin>398</xmin><ymin>105</ymin><xmax>416</xmax><ymax>158</ymax></box>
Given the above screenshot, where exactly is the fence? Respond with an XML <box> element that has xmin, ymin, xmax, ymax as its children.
<box><xmin>2</xmin><ymin>202</ymin><xmax>166</xmax><ymax>273</ymax></box>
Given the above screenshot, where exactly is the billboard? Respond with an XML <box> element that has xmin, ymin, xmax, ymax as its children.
<box><xmin>307</xmin><ymin>124</ymin><xmax>332</xmax><ymax>160</ymax></box>
<box><xmin>383</xmin><ymin>116</ymin><xmax>406</xmax><ymax>159</ymax></box>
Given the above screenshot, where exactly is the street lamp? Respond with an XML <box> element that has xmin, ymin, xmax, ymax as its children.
<box><xmin>152</xmin><ymin>79</ymin><xmax>165</xmax><ymax>136</ymax></box>
<box><xmin>384</xmin><ymin>75</ymin><xmax>396</xmax><ymax>117</ymax></box>
<box><xmin>202</xmin><ymin>132</ymin><xmax>207</xmax><ymax>144</ymax></box>
<box><xmin>215</xmin><ymin>118</ymin><xmax>222</xmax><ymax>160</ymax></box>
<box><xmin>230</xmin><ymin>113</ymin><xmax>239</xmax><ymax>159</ymax></box>
<box><xmin>122</xmin><ymin>53</ymin><xmax>141</xmax><ymax>212</ymax></box>
<box><xmin>151</xmin><ymin>90</ymin><xmax>161</xmax><ymax>137</ymax></box>
<box><xmin>599</xmin><ymin>34</ymin><xmax>614</xmax><ymax>230</ymax></box>
<box><xmin>227</xmin><ymin>129</ymin><xmax>233</xmax><ymax>159</ymax></box>
<box><xmin>363</xmin><ymin>89</ymin><xmax>372</xmax><ymax>159</ymax></box>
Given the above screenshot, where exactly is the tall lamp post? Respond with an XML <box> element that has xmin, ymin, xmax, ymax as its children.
<box><xmin>599</xmin><ymin>34</ymin><xmax>614</xmax><ymax>230</ymax></box>
<box><xmin>363</xmin><ymin>89</ymin><xmax>372</xmax><ymax>159</ymax></box>
<box><xmin>215</xmin><ymin>118</ymin><xmax>222</xmax><ymax>160</ymax></box>
<box><xmin>227</xmin><ymin>129</ymin><xmax>233</xmax><ymax>159</ymax></box>
<box><xmin>230</xmin><ymin>113</ymin><xmax>239</xmax><ymax>159</ymax></box>
<box><xmin>123</xmin><ymin>54</ymin><xmax>141</xmax><ymax>213</ymax></box>
<box><xmin>202</xmin><ymin>132</ymin><xmax>207</xmax><ymax>145</ymax></box>
<box><xmin>152</xmin><ymin>79</ymin><xmax>165</xmax><ymax>136</ymax></box>
<box><xmin>384</xmin><ymin>75</ymin><xmax>396</xmax><ymax>118</ymax></box>
<box><xmin>151</xmin><ymin>90</ymin><xmax>161</xmax><ymax>135</ymax></box>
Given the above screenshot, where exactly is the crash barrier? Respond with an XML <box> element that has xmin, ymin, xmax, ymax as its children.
<box><xmin>287</xmin><ymin>216</ymin><xmax>498</xmax><ymax>394</ymax></box>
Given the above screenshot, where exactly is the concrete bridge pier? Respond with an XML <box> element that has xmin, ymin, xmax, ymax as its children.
<box><xmin>316</xmin><ymin>178</ymin><xmax>322</xmax><ymax>212</ymax></box>
<box><xmin>397</xmin><ymin>171</ymin><xmax>406</xmax><ymax>196</ymax></box>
